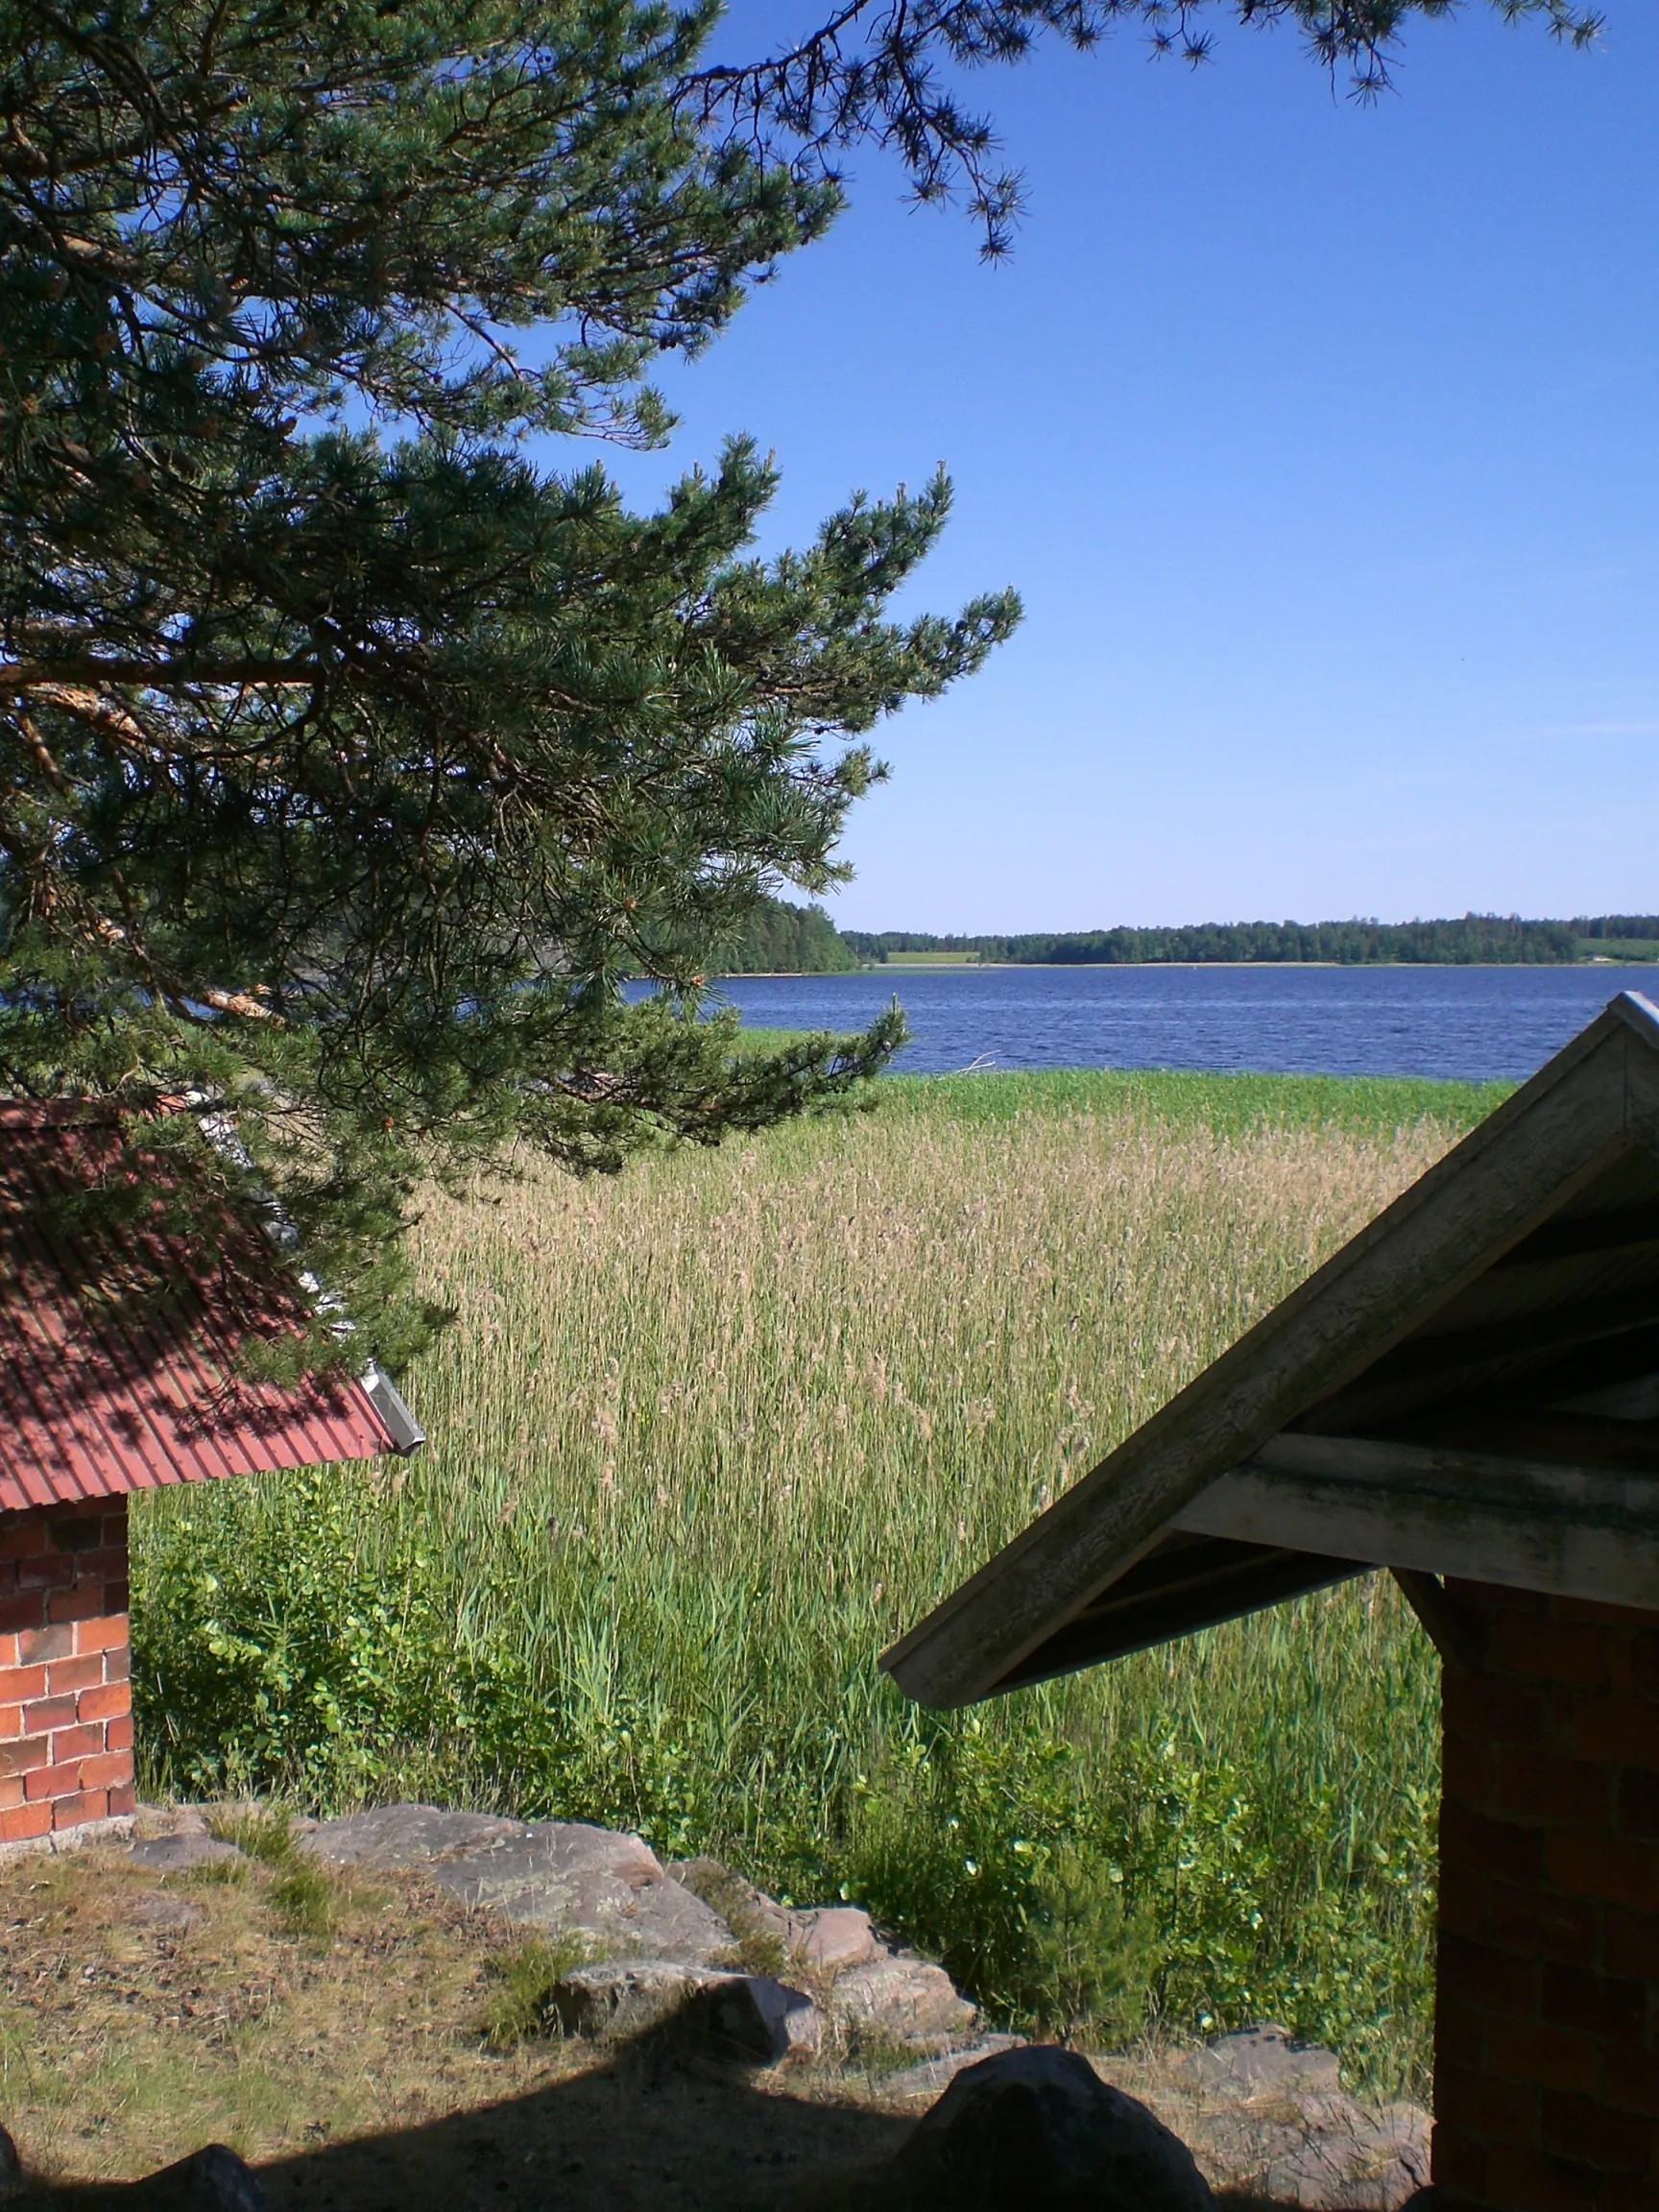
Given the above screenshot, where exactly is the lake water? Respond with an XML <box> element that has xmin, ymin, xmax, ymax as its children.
<box><xmin>696</xmin><ymin>965</ymin><xmax>1659</xmax><ymax>1084</ymax></box>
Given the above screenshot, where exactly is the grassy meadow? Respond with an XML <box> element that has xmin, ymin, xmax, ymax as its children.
<box><xmin>132</xmin><ymin>1065</ymin><xmax>1507</xmax><ymax>2098</ymax></box>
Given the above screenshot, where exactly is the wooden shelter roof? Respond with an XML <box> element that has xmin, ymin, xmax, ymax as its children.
<box><xmin>881</xmin><ymin>991</ymin><xmax>1659</xmax><ymax>1710</ymax></box>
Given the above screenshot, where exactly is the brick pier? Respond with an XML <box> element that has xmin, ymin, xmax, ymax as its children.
<box><xmin>1435</xmin><ymin>1578</ymin><xmax>1659</xmax><ymax>2211</ymax></box>
<box><xmin>0</xmin><ymin>1496</ymin><xmax>134</xmax><ymax>1850</ymax></box>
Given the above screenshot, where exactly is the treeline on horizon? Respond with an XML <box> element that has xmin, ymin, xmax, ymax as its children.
<box><xmin>839</xmin><ymin>914</ymin><xmax>1659</xmax><ymax>968</ymax></box>
<box><xmin>718</xmin><ymin>898</ymin><xmax>857</xmax><ymax>974</ymax></box>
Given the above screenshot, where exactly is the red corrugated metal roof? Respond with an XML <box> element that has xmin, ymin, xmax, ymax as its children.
<box><xmin>0</xmin><ymin>1101</ymin><xmax>398</xmax><ymax>1510</ymax></box>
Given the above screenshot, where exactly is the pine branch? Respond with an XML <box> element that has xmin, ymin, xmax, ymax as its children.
<box><xmin>679</xmin><ymin>0</ymin><xmax>1601</xmax><ymax>253</ymax></box>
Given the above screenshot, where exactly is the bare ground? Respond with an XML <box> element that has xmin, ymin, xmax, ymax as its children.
<box><xmin>0</xmin><ymin>1833</ymin><xmax>916</xmax><ymax>2209</ymax></box>
<box><xmin>0</xmin><ymin>1827</ymin><xmax>1423</xmax><ymax>2211</ymax></box>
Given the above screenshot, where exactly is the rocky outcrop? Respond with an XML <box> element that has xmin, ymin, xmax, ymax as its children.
<box><xmin>298</xmin><ymin>1809</ymin><xmax>981</xmax><ymax>2064</ymax></box>
<box><xmin>871</xmin><ymin>2034</ymin><xmax>1033</xmax><ymax>2102</ymax></box>
<box><xmin>690</xmin><ymin>1972</ymin><xmax>825</xmax><ymax>2066</ymax></box>
<box><xmin>301</xmin><ymin>1805</ymin><xmax>738</xmax><ymax>1965</ymax></box>
<box><xmin>826</xmin><ymin>1952</ymin><xmax>976</xmax><ymax>2053</ymax></box>
<box><xmin>551</xmin><ymin>1957</ymin><xmax>729</xmax><ymax>2040</ymax></box>
<box><xmin>123</xmin><ymin>2143</ymin><xmax>269</xmax><ymax>2209</ymax></box>
<box><xmin>297</xmin><ymin>1804</ymin><xmax>515</xmax><ymax>1871</ymax></box>
<box><xmin>789</xmin><ymin>1906</ymin><xmax>881</xmax><ymax>1975</ymax></box>
<box><xmin>4</xmin><ymin>2142</ymin><xmax>269</xmax><ymax>2208</ymax></box>
<box><xmin>1102</xmin><ymin>2026</ymin><xmax>1431</xmax><ymax>2212</ymax></box>
<box><xmin>127</xmin><ymin>1805</ymin><xmax>1431</xmax><ymax>2211</ymax></box>
<box><xmin>128</xmin><ymin>1833</ymin><xmax>243</xmax><ymax>1877</ymax></box>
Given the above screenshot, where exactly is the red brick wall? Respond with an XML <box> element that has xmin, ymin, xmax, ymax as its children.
<box><xmin>0</xmin><ymin>1497</ymin><xmax>133</xmax><ymax>1848</ymax></box>
<box><xmin>1435</xmin><ymin>1576</ymin><xmax>1659</xmax><ymax>2212</ymax></box>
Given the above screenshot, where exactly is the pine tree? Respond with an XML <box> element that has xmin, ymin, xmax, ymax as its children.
<box><xmin>0</xmin><ymin>0</ymin><xmax>1597</xmax><ymax>1358</ymax></box>
<box><xmin>0</xmin><ymin>1</ymin><xmax>1022</xmax><ymax>1357</ymax></box>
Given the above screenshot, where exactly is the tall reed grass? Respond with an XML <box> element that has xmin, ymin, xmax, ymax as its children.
<box><xmin>134</xmin><ymin>1068</ymin><xmax>1504</xmax><ymax>2095</ymax></box>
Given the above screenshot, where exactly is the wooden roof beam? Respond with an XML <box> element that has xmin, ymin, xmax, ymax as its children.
<box><xmin>1174</xmin><ymin>1432</ymin><xmax>1659</xmax><ymax>1610</ymax></box>
<box><xmin>1492</xmin><ymin>1203</ymin><xmax>1659</xmax><ymax>1269</ymax></box>
<box><xmin>1364</xmin><ymin>1327</ymin><xmax>1659</xmax><ymax>1439</ymax></box>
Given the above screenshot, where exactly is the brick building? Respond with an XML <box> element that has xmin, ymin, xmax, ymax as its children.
<box><xmin>0</xmin><ymin>1102</ymin><xmax>421</xmax><ymax>1852</ymax></box>
<box><xmin>885</xmin><ymin>989</ymin><xmax>1659</xmax><ymax>2211</ymax></box>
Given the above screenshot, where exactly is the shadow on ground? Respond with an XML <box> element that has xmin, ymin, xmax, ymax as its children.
<box><xmin>16</xmin><ymin>2023</ymin><xmax>912</xmax><ymax>2212</ymax></box>
<box><xmin>10</xmin><ymin>2028</ymin><xmax>1335</xmax><ymax>2212</ymax></box>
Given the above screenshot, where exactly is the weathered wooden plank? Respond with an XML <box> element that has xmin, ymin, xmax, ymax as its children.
<box><xmin>883</xmin><ymin>1012</ymin><xmax>1639</xmax><ymax>1708</ymax></box>
<box><xmin>1365</xmin><ymin>1283</ymin><xmax>1659</xmax><ymax>1374</ymax></box>
<box><xmin>1559</xmin><ymin>1371</ymin><xmax>1659</xmax><ymax>1419</ymax></box>
<box><xmin>1173</xmin><ymin>1434</ymin><xmax>1659</xmax><ymax>1610</ymax></box>
<box><xmin>994</xmin><ymin>1541</ymin><xmax>1362</xmax><ymax>1689</ymax></box>
<box><xmin>1292</xmin><ymin>1285</ymin><xmax>1659</xmax><ymax>1433</ymax></box>
<box><xmin>1253</xmin><ymin>1428</ymin><xmax>1659</xmax><ymax>1495</ymax></box>
<box><xmin>1428</xmin><ymin>1408</ymin><xmax>1659</xmax><ymax>1473</ymax></box>
<box><xmin>1423</xmin><ymin>1324</ymin><xmax>1659</xmax><ymax>1426</ymax></box>
<box><xmin>1613</xmin><ymin>989</ymin><xmax>1659</xmax><ymax>1056</ymax></box>
<box><xmin>1625</xmin><ymin>1000</ymin><xmax>1659</xmax><ymax>1136</ymax></box>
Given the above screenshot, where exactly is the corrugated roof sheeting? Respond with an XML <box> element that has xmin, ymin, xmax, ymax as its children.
<box><xmin>0</xmin><ymin>1104</ymin><xmax>396</xmax><ymax>1509</ymax></box>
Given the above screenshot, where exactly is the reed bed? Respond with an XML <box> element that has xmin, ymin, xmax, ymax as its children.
<box><xmin>134</xmin><ymin>1069</ymin><xmax>1503</xmax><ymax>2095</ymax></box>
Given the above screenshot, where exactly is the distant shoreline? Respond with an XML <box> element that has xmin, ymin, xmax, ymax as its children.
<box><xmin>714</xmin><ymin>957</ymin><xmax>1659</xmax><ymax>976</ymax></box>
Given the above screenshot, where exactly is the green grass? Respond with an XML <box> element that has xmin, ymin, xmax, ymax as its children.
<box><xmin>878</xmin><ymin>1064</ymin><xmax>1505</xmax><ymax>1138</ymax></box>
<box><xmin>722</xmin><ymin>1023</ymin><xmax>830</xmax><ymax>1055</ymax></box>
<box><xmin>206</xmin><ymin>1805</ymin><xmax>338</xmax><ymax>1943</ymax></box>
<box><xmin>207</xmin><ymin>1804</ymin><xmax>302</xmax><ymax>1867</ymax></box>
<box><xmin>478</xmin><ymin>1936</ymin><xmax>590</xmax><ymax>2051</ymax></box>
<box><xmin>132</xmin><ymin>1067</ymin><xmax>1496</xmax><ymax>2098</ymax></box>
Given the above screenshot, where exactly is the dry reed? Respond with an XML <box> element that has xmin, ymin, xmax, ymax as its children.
<box><xmin>136</xmin><ymin>1071</ymin><xmax>1496</xmax><ymax>2091</ymax></box>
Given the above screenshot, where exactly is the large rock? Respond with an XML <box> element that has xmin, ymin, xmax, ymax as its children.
<box><xmin>691</xmin><ymin>1972</ymin><xmax>824</xmax><ymax>2066</ymax></box>
<box><xmin>302</xmin><ymin>1804</ymin><xmax>736</xmax><ymax>1964</ymax></box>
<box><xmin>127</xmin><ymin>1835</ymin><xmax>243</xmax><ymax>1876</ymax></box>
<box><xmin>553</xmin><ymin>1959</ymin><xmax>821</xmax><ymax>2064</ymax></box>
<box><xmin>1260</xmin><ymin>2105</ymin><xmax>1429</xmax><ymax>2211</ymax></box>
<box><xmin>872</xmin><ymin>2034</ymin><xmax>1029</xmax><ymax>2104</ymax></box>
<box><xmin>673</xmin><ymin>1857</ymin><xmax>794</xmax><ymax>1968</ymax></box>
<box><xmin>790</xmin><ymin>1906</ymin><xmax>880</xmax><ymax>1975</ymax></box>
<box><xmin>299</xmin><ymin>1804</ymin><xmax>521</xmax><ymax>1869</ymax></box>
<box><xmin>119</xmin><ymin>2144</ymin><xmax>268</xmax><ymax>2209</ymax></box>
<box><xmin>435</xmin><ymin>1823</ymin><xmax>736</xmax><ymax>1961</ymax></box>
<box><xmin>829</xmin><ymin>1952</ymin><xmax>976</xmax><ymax>2051</ymax></box>
<box><xmin>882</xmin><ymin>2046</ymin><xmax>1214</xmax><ymax>2212</ymax></box>
<box><xmin>553</xmin><ymin>1957</ymin><xmax>726</xmax><ymax>2039</ymax></box>
<box><xmin>7</xmin><ymin>2147</ymin><xmax>264</xmax><ymax>2208</ymax></box>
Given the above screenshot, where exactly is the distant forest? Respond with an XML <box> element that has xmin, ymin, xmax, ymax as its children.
<box><xmin>838</xmin><ymin>915</ymin><xmax>1659</xmax><ymax>968</ymax></box>
<box><xmin>719</xmin><ymin>897</ymin><xmax>857</xmax><ymax>974</ymax></box>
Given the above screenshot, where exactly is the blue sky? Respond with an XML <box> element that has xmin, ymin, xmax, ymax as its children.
<box><xmin>607</xmin><ymin>4</ymin><xmax>1659</xmax><ymax>933</ymax></box>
